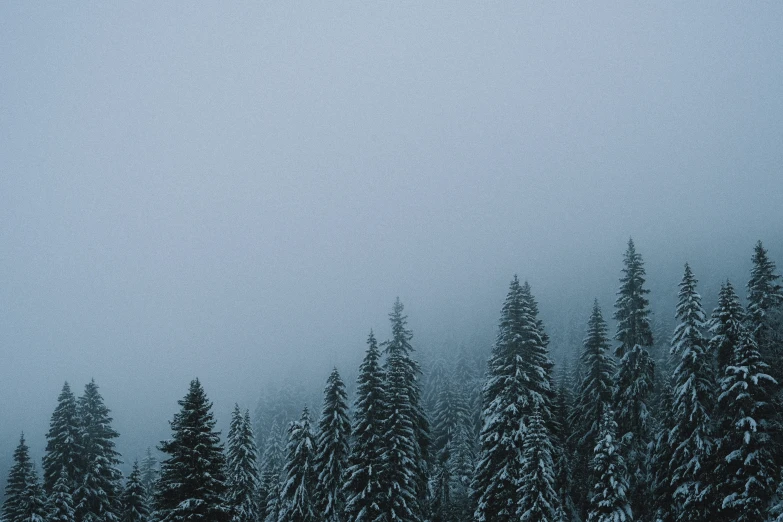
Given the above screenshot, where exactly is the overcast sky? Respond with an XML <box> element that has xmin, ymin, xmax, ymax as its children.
<box><xmin>1</xmin><ymin>1</ymin><xmax>782</xmax><ymax>470</ymax></box>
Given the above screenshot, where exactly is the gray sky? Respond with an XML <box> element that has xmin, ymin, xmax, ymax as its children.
<box><xmin>1</xmin><ymin>2</ymin><xmax>782</xmax><ymax>468</ymax></box>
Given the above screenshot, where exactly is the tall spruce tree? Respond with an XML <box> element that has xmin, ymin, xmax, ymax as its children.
<box><xmin>343</xmin><ymin>332</ymin><xmax>386</xmax><ymax>522</ymax></box>
<box><xmin>260</xmin><ymin>423</ymin><xmax>285</xmax><ymax>522</ymax></box>
<box><xmin>715</xmin><ymin>330</ymin><xmax>777</xmax><ymax>521</ymax></box>
<box><xmin>587</xmin><ymin>410</ymin><xmax>632</xmax><ymax>522</ymax></box>
<box><xmin>517</xmin><ymin>406</ymin><xmax>560</xmax><ymax>522</ymax></box>
<box><xmin>569</xmin><ymin>301</ymin><xmax>616</xmax><ymax>518</ymax></box>
<box><xmin>74</xmin><ymin>380</ymin><xmax>123</xmax><ymax>522</ymax></box>
<box><xmin>314</xmin><ymin>368</ymin><xmax>351</xmax><ymax>522</ymax></box>
<box><xmin>667</xmin><ymin>264</ymin><xmax>715</xmax><ymax>521</ymax></box>
<box><xmin>226</xmin><ymin>406</ymin><xmax>260</xmax><ymax>522</ymax></box>
<box><xmin>613</xmin><ymin>239</ymin><xmax>655</xmax><ymax>519</ymax></box>
<box><xmin>278</xmin><ymin>408</ymin><xmax>317</xmax><ymax>522</ymax></box>
<box><xmin>43</xmin><ymin>382</ymin><xmax>82</xmax><ymax>494</ymax></box>
<box><xmin>155</xmin><ymin>378</ymin><xmax>230</xmax><ymax>522</ymax></box>
<box><xmin>48</xmin><ymin>467</ymin><xmax>76</xmax><ymax>522</ymax></box>
<box><xmin>472</xmin><ymin>277</ymin><xmax>553</xmax><ymax>522</ymax></box>
<box><xmin>120</xmin><ymin>462</ymin><xmax>149</xmax><ymax>522</ymax></box>
<box><xmin>3</xmin><ymin>434</ymin><xmax>35</xmax><ymax>522</ymax></box>
<box><xmin>382</xmin><ymin>298</ymin><xmax>430</xmax><ymax>521</ymax></box>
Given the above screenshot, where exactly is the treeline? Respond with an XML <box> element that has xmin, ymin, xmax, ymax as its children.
<box><xmin>3</xmin><ymin>239</ymin><xmax>783</xmax><ymax>522</ymax></box>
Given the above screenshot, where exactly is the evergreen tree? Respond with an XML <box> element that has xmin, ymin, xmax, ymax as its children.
<box><xmin>18</xmin><ymin>468</ymin><xmax>47</xmax><ymax>522</ymax></box>
<box><xmin>48</xmin><ymin>467</ymin><xmax>76</xmax><ymax>522</ymax></box>
<box><xmin>382</xmin><ymin>298</ymin><xmax>430</xmax><ymax>521</ymax></box>
<box><xmin>667</xmin><ymin>264</ymin><xmax>715</xmax><ymax>521</ymax></box>
<box><xmin>226</xmin><ymin>406</ymin><xmax>260</xmax><ymax>522</ymax></box>
<box><xmin>344</xmin><ymin>332</ymin><xmax>386</xmax><ymax>522</ymax></box>
<box><xmin>612</xmin><ymin>239</ymin><xmax>655</xmax><ymax>519</ymax></box>
<box><xmin>708</xmin><ymin>281</ymin><xmax>746</xmax><ymax>372</ymax></box>
<box><xmin>43</xmin><ymin>382</ymin><xmax>82</xmax><ymax>494</ymax></box>
<box><xmin>314</xmin><ymin>368</ymin><xmax>351</xmax><ymax>522</ymax></box>
<box><xmin>517</xmin><ymin>406</ymin><xmax>560</xmax><ymax>522</ymax></box>
<box><xmin>569</xmin><ymin>301</ymin><xmax>616</xmax><ymax>517</ymax></box>
<box><xmin>120</xmin><ymin>462</ymin><xmax>149</xmax><ymax>522</ymax></box>
<box><xmin>3</xmin><ymin>434</ymin><xmax>34</xmax><ymax>522</ymax></box>
<box><xmin>587</xmin><ymin>410</ymin><xmax>632</xmax><ymax>522</ymax></box>
<box><xmin>650</xmin><ymin>378</ymin><xmax>675</xmax><ymax>522</ymax></box>
<box><xmin>155</xmin><ymin>378</ymin><xmax>230</xmax><ymax>522</ymax></box>
<box><xmin>74</xmin><ymin>379</ymin><xmax>123</xmax><ymax>522</ymax></box>
<box><xmin>138</xmin><ymin>448</ymin><xmax>159</xmax><ymax>514</ymax></box>
<box><xmin>746</xmin><ymin>241</ymin><xmax>783</xmax><ymax>359</ymax></box>
<box><xmin>714</xmin><ymin>331</ymin><xmax>776</xmax><ymax>521</ymax></box>
<box><xmin>259</xmin><ymin>423</ymin><xmax>285</xmax><ymax>522</ymax></box>
<box><xmin>472</xmin><ymin>277</ymin><xmax>552</xmax><ymax>522</ymax></box>
<box><xmin>278</xmin><ymin>408</ymin><xmax>317</xmax><ymax>522</ymax></box>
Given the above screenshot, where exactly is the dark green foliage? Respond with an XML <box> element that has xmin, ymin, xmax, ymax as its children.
<box><xmin>517</xmin><ymin>406</ymin><xmax>560</xmax><ymax>522</ymax></box>
<box><xmin>155</xmin><ymin>379</ymin><xmax>230</xmax><ymax>522</ymax></box>
<box><xmin>120</xmin><ymin>462</ymin><xmax>149</xmax><ymax>522</ymax></box>
<box><xmin>278</xmin><ymin>408</ymin><xmax>317</xmax><ymax>522</ymax></box>
<box><xmin>587</xmin><ymin>410</ymin><xmax>632</xmax><ymax>522</ymax></box>
<box><xmin>314</xmin><ymin>369</ymin><xmax>351</xmax><ymax>522</ymax></box>
<box><xmin>74</xmin><ymin>379</ymin><xmax>123</xmax><ymax>522</ymax></box>
<box><xmin>43</xmin><ymin>382</ymin><xmax>82</xmax><ymax>494</ymax></box>
<box><xmin>18</xmin><ymin>468</ymin><xmax>47</xmax><ymax>522</ymax></box>
<box><xmin>343</xmin><ymin>332</ymin><xmax>386</xmax><ymax>522</ymax></box>
<box><xmin>48</xmin><ymin>467</ymin><xmax>76</xmax><ymax>522</ymax></box>
<box><xmin>226</xmin><ymin>406</ymin><xmax>260</xmax><ymax>522</ymax></box>
<box><xmin>3</xmin><ymin>434</ymin><xmax>34</xmax><ymax>522</ymax></box>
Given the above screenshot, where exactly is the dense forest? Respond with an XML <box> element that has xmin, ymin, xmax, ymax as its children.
<box><xmin>3</xmin><ymin>238</ymin><xmax>783</xmax><ymax>522</ymax></box>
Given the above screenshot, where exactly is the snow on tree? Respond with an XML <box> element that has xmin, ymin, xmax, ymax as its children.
<box><xmin>569</xmin><ymin>301</ymin><xmax>616</xmax><ymax>518</ymax></box>
<box><xmin>226</xmin><ymin>405</ymin><xmax>260</xmax><ymax>522</ymax></box>
<box><xmin>517</xmin><ymin>406</ymin><xmax>560</xmax><ymax>522</ymax></box>
<box><xmin>747</xmin><ymin>240</ymin><xmax>783</xmax><ymax>353</ymax></box>
<box><xmin>382</xmin><ymin>298</ymin><xmax>430</xmax><ymax>520</ymax></box>
<box><xmin>708</xmin><ymin>281</ymin><xmax>746</xmax><ymax>372</ymax></box>
<box><xmin>343</xmin><ymin>331</ymin><xmax>387</xmax><ymax>522</ymax></box>
<box><xmin>74</xmin><ymin>379</ymin><xmax>123</xmax><ymax>522</ymax></box>
<box><xmin>650</xmin><ymin>377</ymin><xmax>675</xmax><ymax>522</ymax></box>
<box><xmin>17</xmin><ymin>467</ymin><xmax>47</xmax><ymax>522</ymax></box>
<box><xmin>3</xmin><ymin>434</ymin><xmax>35</xmax><ymax>522</ymax></box>
<box><xmin>472</xmin><ymin>277</ymin><xmax>553</xmax><ymax>522</ymax></box>
<box><xmin>314</xmin><ymin>368</ymin><xmax>351</xmax><ymax>522</ymax></box>
<box><xmin>667</xmin><ymin>263</ymin><xmax>715</xmax><ymax>521</ymax></box>
<box><xmin>612</xmin><ymin>239</ymin><xmax>655</xmax><ymax>518</ymax></box>
<box><xmin>278</xmin><ymin>408</ymin><xmax>317</xmax><ymax>522</ymax></box>
<box><xmin>587</xmin><ymin>410</ymin><xmax>632</xmax><ymax>522</ymax></box>
<box><xmin>43</xmin><ymin>382</ymin><xmax>82</xmax><ymax>494</ymax></box>
<box><xmin>138</xmin><ymin>448</ymin><xmax>159</xmax><ymax>514</ymax></box>
<box><xmin>120</xmin><ymin>462</ymin><xmax>149</xmax><ymax>522</ymax></box>
<box><xmin>714</xmin><ymin>330</ymin><xmax>777</xmax><ymax>521</ymax></box>
<box><xmin>260</xmin><ymin>423</ymin><xmax>285</xmax><ymax>522</ymax></box>
<box><xmin>155</xmin><ymin>378</ymin><xmax>230</xmax><ymax>522</ymax></box>
<box><xmin>48</xmin><ymin>467</ymin><xmax>76</xmax><ymax>522</ymax></box>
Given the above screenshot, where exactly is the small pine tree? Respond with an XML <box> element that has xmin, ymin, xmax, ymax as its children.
<box><xmin>708</xmin><ymin>281</ymin><xmax>746</xmax><ymax>372</ymax></box>
<box><xmin>155</xmin><ymin>378</ymin><xmax>230</xmax><ymax>522</ymax></box>
<box><xmin>517</xmin><ymin>406</ymin><xmax>560</xmax><ymax>522</ymax></box>
<box><xmin>48</xmin><ymin>467</ymin><xmax>76</xmax><ymax>522</ymax></box>
<box><xmin>18</xmin><ymin>468</ymin><xmax>47</xmax><ymax>522</ymax></box>
<box><xmin>226</xmin><ymin>406</ymin><xmax>260</xmax><ymax>522</ymax></box>
<box><xmin>278</xmin><ymin>408</ymin><xmax>317</xmax><ymax>522</ymax></box>
<box><xmin>3</xmin><ymin>434</ymin><xmax>34</xmax><ymax>522</ymax></box>
<box><xmin>120</xmin><ymin>462</ymin><xmax>149</xmax><ymax>522</ymax></box>
<box><xmin>747</xmin><ymin>241</ymin><xmax>783</xmax><ymax>353</ymax></box>
<box><xmin>259</xmin><ymin>423</ymin><xmax>284</xmax><ymax>522</ymax></box>
<box><xmin>314</xmin><ymin>368</ymin><xmax>351</xmax><ymax>522</ymax></box>
<box><xmin>43</xmin><ymin>382</ymin><xmax>82</xmax><ymax>494</ymax></box>
<box><xmin>343</xmin><ymin>332</ymin><xmax>387</xmax><ymax>522</ymax></box>
<box><xmin>715</xmin><ymin>331</ymin><xmax>777</xmax><ymax>521</ymax></box>
<box><xmin>587</xmin><ymin>410</ymin><xmax>632</xmax><ymax>522</ymax></box>
<box><xmin>74</xmin><ymin>379</ymin><xmax>123</xmax><ymax>522</ymax></box>
<box><xmin>667</xmin><ymin>264</ymin><xmax>715</xmax><ymax>521</ymax></box>
<box><xmin>138</xmin><ymin>448</ymin><xmax>159</xmax><ymax>514</ymax></box>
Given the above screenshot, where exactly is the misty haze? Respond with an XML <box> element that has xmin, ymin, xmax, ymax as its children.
<box><xmin>1</xmin><ymin>2</ymin><xmax>782</xmax><ymax>522</ymax></box>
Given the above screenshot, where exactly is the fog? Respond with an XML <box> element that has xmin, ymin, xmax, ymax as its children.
<box><xmin>1</xmin><ymin>2</ymin><xmax>781</xmax><ymax>477</ymax></box>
